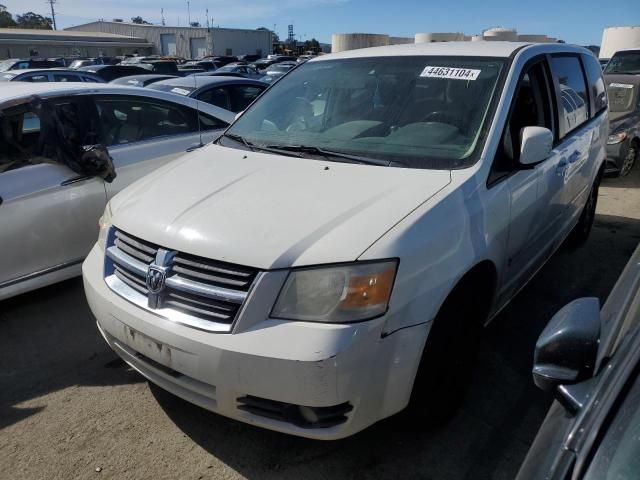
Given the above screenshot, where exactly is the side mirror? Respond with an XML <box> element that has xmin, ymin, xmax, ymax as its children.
<box><xmin>533</xmin><ymin>297</ymin><xmax>601</xmax><ymax>393</ymax></box>
<box><xmin>78</xmin><ymin>144</ymin><xmax>117</xmax><ymax>183</ymax></box>
<box><xmin>519</xmin><ymin>126</ymin><xmax>553</xmax><ymax>166</ymax></box>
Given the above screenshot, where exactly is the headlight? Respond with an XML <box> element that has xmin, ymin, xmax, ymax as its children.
<box><xmin>607</xmin><ymin>132</ymin><xmax>627</xmax><ymax>144</ymax></box>
<box><xmin>97</xmin><ymin>202</ymin><xmax>113</xmax><ymax>251</ymax></box>
<box><xmin>272</xmin><ymin>260</ymin><xmax>398</xmax><ymax>323</ymax></box>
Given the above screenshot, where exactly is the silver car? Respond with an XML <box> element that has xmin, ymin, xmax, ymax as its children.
<box><xmin>0</xmin><ymin>83</ymin><xmax>234</xmax><ymax>300</ymax></box>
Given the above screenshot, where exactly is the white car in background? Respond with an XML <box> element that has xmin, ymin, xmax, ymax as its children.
<box><xmin>0</xmin><ymin>83</ymin><xmax>234</xmax><ymax>300</ymax></box>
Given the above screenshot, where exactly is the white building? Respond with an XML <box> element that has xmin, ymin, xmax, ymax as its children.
<box><xmin>65</xmin><ymin>21</ymin><xmax>273</xmax><ymax>58</ymax></box>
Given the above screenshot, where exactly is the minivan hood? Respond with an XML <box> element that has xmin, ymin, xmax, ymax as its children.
<box><xmin>110</xmin><ymin>145</ymin><xmax>451</xmax><ymax>269</ymax></box>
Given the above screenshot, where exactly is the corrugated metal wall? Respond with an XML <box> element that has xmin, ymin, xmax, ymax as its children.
<box><xmin>66</xmin><ymin>22</ymin><xmax>272</xmax><ymax>58</ymax></box>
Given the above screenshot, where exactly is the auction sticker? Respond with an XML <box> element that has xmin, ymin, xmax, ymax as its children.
<box><xmin>171</xmin><ymin>87</ymin><xmax>191</xmax><ymax>95</ymax></box>
<box><xmin>420</xmin><ymin>66</ymin><xmax>481</xmax><ymax>80</ymax></box>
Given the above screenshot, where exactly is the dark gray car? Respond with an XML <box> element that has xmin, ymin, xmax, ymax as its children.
<box><xmin>604</xmin><ymin>75</ymin><xmax>640</xmax><ymax>176</ymax></box>
<box><xmin>148</xmin><ymin>76</ymin><xmax>268</xmax><ymax>113</ymax></box>
<box><xmin>517</xmin><ymin>242</ymin><xmax>640</xmax><ymax>479</ymax></box>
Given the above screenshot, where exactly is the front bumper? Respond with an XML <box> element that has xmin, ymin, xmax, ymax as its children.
<box><xmin>83</xmin><ymin>245</ymin><xmax>428</xmax><ymax>439</ymax></box>
<box><xmin>604</xmin><ymin>139</ymin><xmax>630</xmax><ymax>174</ymax></box>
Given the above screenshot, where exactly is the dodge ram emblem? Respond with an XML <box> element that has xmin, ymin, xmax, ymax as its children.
<box><xmin>146</xmin><ymin>266</ymin><xmax>167</xmax><ymax>294</ymax></box>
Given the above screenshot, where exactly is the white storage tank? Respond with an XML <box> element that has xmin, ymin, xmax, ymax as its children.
<box><xmin>414</xmin><ymin>32</ymin><xmax>466</xmax><ymax>43</ymax></box>
<box><xmin>483</xmin><ymin>27</ymin><xmax>518</xmax><ymax>41</ymax></box>
<box><xmin>331</xmin><ymin>33</ymin><xmax>389</xmax><ymax>53</ymax></box>
<box><xmin>600</xmin><ymin>26</ymin><xmax>640</xmax><ymax>59</ymax></box>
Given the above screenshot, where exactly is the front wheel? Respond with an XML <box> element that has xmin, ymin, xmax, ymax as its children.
<box><xmin>566</xmin><ymin>174</ymin><xmax>600</xmax><ymax>247</ymax></box>
<box><xmin>402</xmin><ymin>278</ymin><xmax>490</xmax><ymax>428</ymax></box>
<box><xmin>619</xmin><ymin>144</ymin><xmax>638</xmax><ymax>177</ymax></box>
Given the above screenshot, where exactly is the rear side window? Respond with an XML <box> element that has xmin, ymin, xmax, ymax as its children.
<box><xmin>550</xmin><ymin>55</ymin><xmax>589</xmax><ymax>138</ymax></box>
<box><xmin>54</xmin><ymin>74</ymin><xmax>81</xmax><ymax>82</ymax></box>
<box><xmin>24</xmin><ymin>74</ymin><xmax>49</xmax><ymax>82</ymax></box>
<box><xmin>95</xmin><ymin>96</ymin><xmax>197</xmax><ymax>145</ymax></box>
<box><xmin>198</xmin><ymin>87</ymin><xmax>231</xmax><ymax>111</ymax></box>
<box><xmin>582</xmin><ymin>54</ymin><xmax>607</xmax><ymax>115</ymax></box>
<box><xmin>229</xmin><ymin>85</ymin><xmax>264</xmax><ymax>112</ymax></box>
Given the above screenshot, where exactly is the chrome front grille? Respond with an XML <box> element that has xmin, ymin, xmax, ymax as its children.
<box><xmin>103</xmin><ymin>228</ymin><xmax>260</xmax><ymax>333</ymax></box>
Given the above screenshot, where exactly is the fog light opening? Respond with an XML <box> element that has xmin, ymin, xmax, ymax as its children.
<box><xmin>298</xmin><ymin>405</ymin><xmax>319</xmax><ymax>424</ymax></box>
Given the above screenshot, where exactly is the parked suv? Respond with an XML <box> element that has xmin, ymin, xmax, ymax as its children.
<box><xmin>604</xmin><ymin>74</ymin><xmax>640</xmax><ymax>176</ymax></box>
<box><xmin>83</xmin><ymin>42</ymin><xmax>608</xmax><ymax>439</ymax></box>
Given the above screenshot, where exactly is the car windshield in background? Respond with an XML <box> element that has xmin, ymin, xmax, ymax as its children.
<box><xmin>227</xmin><ymin>56</ymin><xmax>505</xmax><ymax>169</ymax></box>
<box><xmin>0</xmin><ymin>60</ymin><xmax>15</xmax><ymax>72</ymax></box>
<box><xmin>0</xmin><ymin>73</ymin><xmax>16</xmax><ymax>81</ymax></box>
<box><xmin>604</xmin><ymin>51</ymin><xmax>640</xmax><ymax>75</ymax></box>
<box><xmin>148</xmin><ymin>84</ymin><xmax>196</xmax><ymax>96</ymax></box>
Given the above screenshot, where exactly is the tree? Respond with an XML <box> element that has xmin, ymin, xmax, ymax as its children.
<box><xmin>0</xmin><ymin>4</ymin><xmax>17</xmax><ymax>27</ymax></box>
<box><xmin>304</xmin><ymin>38</ymin><xmax>321</xmax><ymax>52</ymax></box>
<box><xmin>190</xmin><ymin>21</ymin><xmax>200</xmax><ymax>27</ymax></box>
<box><xmin>15</xmin><ymin>11</ymin><xmax>52</xmax><ymax>30</ymax></box>
<box><xmin>130</xmin><ymin>16</ymin><xmax>151</xmax><ymax>25</ymax></box>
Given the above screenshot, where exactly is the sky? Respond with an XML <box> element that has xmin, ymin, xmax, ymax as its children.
<box><xmin>3</xmin><ymin>0</ymin><xmax>640</xmax><ymax>46</ymax></box>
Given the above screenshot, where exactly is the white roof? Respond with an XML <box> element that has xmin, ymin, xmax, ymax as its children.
<box><xmin>314</xmin><ymin>41</ymin><xmax>590</xmax><ymax>61</ymax></box>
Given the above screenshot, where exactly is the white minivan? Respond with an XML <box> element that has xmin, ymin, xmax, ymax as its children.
<box><xmin>83</xmin><ymin>41</ymin><xmax>608</xmax><ymax>439</ymax></box>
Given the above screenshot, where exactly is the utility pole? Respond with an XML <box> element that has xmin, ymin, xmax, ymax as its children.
<box><xmin>161</xmin><ymin>8</ymin><xmax>165</xmax><ymax>26</ymax></box>
<box><xmin>46</xmin><ymin>0</ymin><xmax>58</xmax><ymax>30</ymax></box>
<box><xmin>187</xmin><ymin>1</ymin><xmax>191</xmax><ymax>27</ymax></box>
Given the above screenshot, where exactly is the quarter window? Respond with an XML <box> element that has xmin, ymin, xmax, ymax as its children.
<box><xmin>549</xmin><ymin>56</ymin><xmax>589</xmax><ymax>137</ymax></box>
<box><xmin>582</xmin><ymin>54</ymin><xmax>607</xmax><ymax>115</ymax></box>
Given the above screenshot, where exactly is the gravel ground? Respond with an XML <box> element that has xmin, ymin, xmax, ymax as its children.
<box><xmin>1</xmin><ymin>168</ymin><xmax>639</xmax><ymax>480</ymax></box>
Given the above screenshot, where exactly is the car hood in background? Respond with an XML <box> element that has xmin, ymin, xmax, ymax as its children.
<box><xmin>110</xmin><ymin>145</ymin><xmax>451</xmax><ymax>269</ymax></box>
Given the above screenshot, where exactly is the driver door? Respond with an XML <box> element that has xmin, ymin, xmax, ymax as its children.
<box><xmin>0</xmin><ymin>96</ymin><xmax>107</xmax><ymax>290</ymax></box>
<box><xmin>496</xmin><ymin>60</ymin><xmax>568</xmax><ymax>302</ymax></box>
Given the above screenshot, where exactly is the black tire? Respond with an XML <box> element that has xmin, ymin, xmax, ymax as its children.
<box><xmin>566</xmin><ymin>173</ymin><xmax>601</xmax><ymax>247</ymax></box>
<box><xmin>402</xmin><ymin>275</ymin><xmax>491</xmax><ymax>428</ymax></box>
<box><xmin>619</xmin><ymin>143</ymin><xmax>638</xmax><ymax>177</ymax></box>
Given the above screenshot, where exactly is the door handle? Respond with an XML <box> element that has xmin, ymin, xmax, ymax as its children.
<box><xmin>568</xmin><ymin>150</ymin><xmax>581</xmax><ymax>163</ymax></box>
<box><xmin>556</xmin><ymin>158</ymin><xmax>568</xmax><ymax>176</ymax></box>
<box><xmin>61</xmin><ymin>175</ymin><xmax>91</xmax><ymax>186</ymax></box>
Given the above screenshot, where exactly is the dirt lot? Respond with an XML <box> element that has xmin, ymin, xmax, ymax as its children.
<box><xmin>2</xmin><ymin>169</ymin><xmax>640</xmax><ymax>480</ymax></box>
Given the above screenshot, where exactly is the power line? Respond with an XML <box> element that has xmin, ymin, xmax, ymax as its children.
<box><xmin>46</xmin><ymin>0</ymin><xmax>57</xmax><ymax>30</ymax></box>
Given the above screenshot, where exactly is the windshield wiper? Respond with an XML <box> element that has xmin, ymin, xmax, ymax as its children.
<box><xmin>220</xmin><ymin>135</ymin><xmax>400</xmax><ymax>167</ymax></box>
<box><xmin>261</xmin><ymin>144</ymin><xmax>398</xmax><ymax>167</ymax></box>
<box><xmin>220</xmin><ymin>132</ymin><xmax>255</xmax><ymax>150</ymax></box>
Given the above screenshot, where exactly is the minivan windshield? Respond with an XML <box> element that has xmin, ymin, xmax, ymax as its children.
<box><xmin>225</xmin><ymin>56</ymin><xmax>506</xmax><ymax>169</ymax></box>
<box><xmin>604</xmin><ymin>51</ymin><xmax>640</xmax><ymax>75</ymax></box>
